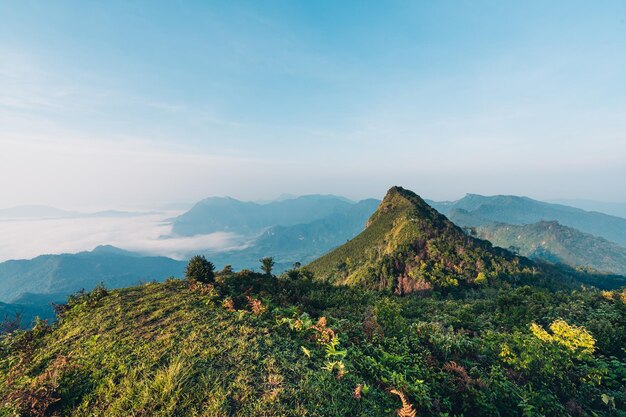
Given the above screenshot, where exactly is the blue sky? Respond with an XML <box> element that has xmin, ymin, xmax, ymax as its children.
<box><xmin>1</xmin><ymin>1</ymin><xmax>625</xmax><ymax>208</ymax></box>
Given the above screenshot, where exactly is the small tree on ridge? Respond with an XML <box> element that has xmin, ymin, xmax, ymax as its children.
<box><xmin>185</xmin><ymin>255</ymin><xmax>215</xmax><ymax>283</ymax></box>
<box><xmin>260</xmin><ymin>257</ymin><xmax>275</xmax><ymax>276</ymax></box>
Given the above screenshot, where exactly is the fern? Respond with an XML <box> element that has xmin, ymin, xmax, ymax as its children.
<box><xmin>324</xmin><ymin>335</ymin><xmax>347</xmax><ymax>359</ymax></box>
<box><xmin>390</xmin><ymin>389</ymin><xmax>417</xmax><ymax>417</ymax></box>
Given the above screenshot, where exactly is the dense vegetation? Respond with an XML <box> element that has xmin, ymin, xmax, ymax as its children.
<box><xmin>309</xmin><ymin>187</ymin><xmax>556</xmax><ymax>293</ymax></box>
<box><xmin>1</xmin><ymin>269</ymin><xmax>625</xmax><ymax>416</ymax></box>
<box><xmin>2</xmin><ymin>187</ymin><xmax>625</xmax><ymax>416</ymax></box>
<box><xmin>474</xmin><ymin>221</ymin><xmax>626</xmax><ymax>276</ymax></box>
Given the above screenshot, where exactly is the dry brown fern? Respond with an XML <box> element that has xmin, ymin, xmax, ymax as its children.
<box><xmin>390</xmin><ymin>389</ymin><xmax>417</xmax><ymax>417</ymax></box>
<box><xmin>353</xmin><ymin>384</ymin><xmax>363</xmax><ymax>399</ymax></box>
<box><xmin>6</xmin><ymin>355</ymin><xmax>77</xmax><ymax>417</ymax></box>
<box><xmin>310</xmin><ymin>316</ymin><xmax>335</xmax><ymax>344</ymax></box>
<box><xmin>246</xmin><ymin>295</ymin><xmax>267</xmax><ymax>316</ymax></box>
<box><xmin>222</xmin><ymin>298</ymin><xmax>235</xmax><ymax>312</ymax></box>
<box><xmin>443</xmin><ymin>360</ymin><xmax>472</xmax><ymax>391</ymax></box>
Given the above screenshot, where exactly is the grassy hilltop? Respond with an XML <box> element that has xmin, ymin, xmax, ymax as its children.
<box><xmin>1</xmin><ymin>271</ymin><xmax>625</xmax><ymax>416</ymax></box>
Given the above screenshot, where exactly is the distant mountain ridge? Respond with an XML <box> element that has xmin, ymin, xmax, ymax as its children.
<box><xmin>474</xmin><ymin>221</ymin><xmax>626</xmax><ymax>276</ymax></box>
<box><xmin>0</xmin><ymin>246</ymin><xmax>185</xmax><ymax>303</ymax></box>
<box><xmin>429</xmin><ymin>194</ymin><xmax>626</xmax><ymax>247</ymax></box>
<box><xmin>0</xmin><ymin>205</ymin><xmax>155</xmax><ymax>219</ymax></box>
<box><xmin>551</xmin><ymin>199</ymin><xmax>626</xmax><ymax>219</ymax></box>
<box><xmin>308</xmin><ymin>186</ymin><xmax>540</xmax><ymax>293</ymax></box>
<box><xmin>170</xmin><ymin>194</ymin><xmax>355</xmax><ymax>236</ymax></box>
<box><xmin>211</xmin><ymin>198</ymin><xmax>380</xmax><ymax>271</ymax></box>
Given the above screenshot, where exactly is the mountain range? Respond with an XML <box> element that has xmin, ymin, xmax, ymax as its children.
<box><xmin>0</xmin><ymin>245</ymin><xmax>185</xmax><ymax>303</ymax></box>
<box><xmin>210</xmin><ymin>198</ymin><xmax>380</xmax><ymax>271</ymax></box>
<box><xmin>170</xmin><ymin>194</ymin><xmax>356</xmax><ymax>236</ymax></box>
<box><xmin>2</xmin><ymin>187</ymin><xmax>624</xmax><ymax>416</ymax></box>
<box><xmin>474</xmin><ymin>221</ymin><xmax>626</xmax><ymax>276</ymax></box>
<box><xmin>428</xmin><ymin>194</ymin><xmax>626</xmax><ymax>247</ymax></box>
<box><xmin>3</xmin><ymin>190</ymin><xmax>626</xmax><ymax>330</ymax></box>
<box><xmin>0</xmin><ymin>205</ymin><xmax>154</xmax><ymax>219</ymax></box>
<box><xmin>307</xmin><ymin>187</ymin><xmax>617</xmax><ymax>292</ymax></box>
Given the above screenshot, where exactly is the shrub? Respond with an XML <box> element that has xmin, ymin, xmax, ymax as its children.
<box><xmin>185</xmin><ymin>255</ymin><xmax>215</xmax><ymax>283</ymax></box>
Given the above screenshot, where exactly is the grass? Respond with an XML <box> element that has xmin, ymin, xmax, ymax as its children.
<box><xmin>1</xmin><ymin>262</ymin><xmax>625</xmax><ymax>416</ymax></box>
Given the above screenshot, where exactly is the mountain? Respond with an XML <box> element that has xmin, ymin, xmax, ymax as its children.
<box><xmin>473</xmin><ymin>220</ymin><xmax>626</xmax><ymax>276</ymax></box>
<box><xmin>170</xmin><ymin>195</ymin><xmax>355</xmax><ymax>236</ymax></box>
<box><xmin>307</xmin><ymin>187</ymin><xmax>541</xmax><ymax>293</ymax></box>
<box><xmin>551</xmin><ymin>199</ymin><xmax>626</xmax><ymax>219</ymax></box>
<box><xmin>430</xmin><ymin>194</ymin><xmax>626</xmax><ymax>247</ymax></box>
<box><xmin>2</xmin><ymin>267</ymin><xmax>624</xmax><ymax>415</ymax></box>
<box><xmin>0</xmin><ymin>246</ymin><xmax>185</xmax><ymax>303</ymax></box>
<box><xmin>0</xmin><ymin>299</ymin><xmax>56</xmax><ymax>331</ymax></box>
<box><xmin>0</xmin><ymin>205</ymin><xmax>79</xmax><ymax>219</ymax></box>
<box><xmin>0</xmin><ymin>205</ymin><xmax>154</xmax><ymax>219</ymax></box>
<box><xmin>211</xmin><ymin>199</ymin><xmax>380</xmax><ymax>271</ymax></box>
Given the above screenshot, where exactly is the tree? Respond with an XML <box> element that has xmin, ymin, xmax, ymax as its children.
<box><xmin>260</xmin><ymin>257</ymin><xmax>275</xmax><ymax>276</ymax></box>
<box><xmin>292</xmin><ymin>261</ymin><xmax>302</xmax><ymax>270</ymax></box>
<box><xmin>0</xmin><ymin>312</ymin><xmax>22</xmax><ymax>334</ymax></box>
<box><xmin>185</xmin><ymin>255</ymin><xmax>215</xmax><ymax>283</ymax></box>
<box><xmin>220</xmin><ymin>264</ymin><xmax>233</xmax><ymax>275</ymax></box>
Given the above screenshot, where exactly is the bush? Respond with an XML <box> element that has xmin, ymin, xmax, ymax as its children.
<box><xmin>185</xmin><ymin>255</ymin><xmax>215</xmax><ymax>283</ymax></box>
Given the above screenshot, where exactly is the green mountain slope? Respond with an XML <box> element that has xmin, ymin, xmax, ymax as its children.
<box><xmin>307</xmin><ymin>186</ymin><xmax>536</xmax><ymax>292</ymax></box>
<box><xmin>1</xmin><ymin>270</ymin><xmax>625</xmax><ymax>416</ymax></box>
<box><xmin>0</xmin><ymin>246</ymin><xmax>185</xmax><ymax>303</ymax></box>
<box><xmin>474</xmin><ymin>221</ymin><xmax>626</xmax><ymax>276</ymax></box>
<box><xmin>431</xmin><ymin>194</ymin><xmax>626</xmax><ymax>247</ymax></box>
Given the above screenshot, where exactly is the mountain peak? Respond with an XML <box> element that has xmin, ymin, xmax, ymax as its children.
<box><xmin>308</xmin><ymin>186</ymin><xmax>531</xmax><ymax>293</ymax></box>
<box><xmin>366</xmin><ymin>186</ymin><xmax>441</xmax><ymax>228</ymax></box>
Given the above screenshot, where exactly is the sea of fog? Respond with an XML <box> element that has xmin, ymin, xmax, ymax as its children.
<box><xmin>0</xmin><ymin>212</ymin><xmax>246</xmax><ymax>262</ymax></box>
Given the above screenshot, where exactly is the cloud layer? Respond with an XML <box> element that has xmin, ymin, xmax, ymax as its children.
<box><xmin>0</xmin><ymin>212</ymin><xmax>245</xmax><ymax>262</ymax></box>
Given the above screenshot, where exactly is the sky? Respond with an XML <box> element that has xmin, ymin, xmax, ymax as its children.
<box><xmin>1</xmin><ymin>0</ymin><xmax>626</xmax><ymax>209</ymax></box>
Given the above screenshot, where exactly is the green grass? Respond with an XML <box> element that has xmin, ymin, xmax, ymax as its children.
<box><xmin>1</xmin><ymin>270</ymin><xmax>625</xmax><ymax>416</ymax></box>
<box><xmin>0</xmin><ymin>280</ymin><xmax>394</xmax><ymax>416</ymax></box>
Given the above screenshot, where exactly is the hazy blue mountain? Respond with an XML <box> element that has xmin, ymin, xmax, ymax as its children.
<box><xmin>475</xmin><ymin>221</ymin><xmax>626</xmax><ymax>276</ymax></box>
<box><xmin>0</xmin><ymin>205</ymin><xmax>79</xmax><ymax>218</ymax></box>
<box><xmin>210</xmin><ymin>198</ymin><xmax>380</xmax><ymax>271</ymax></box>
<box><xmin>0</xmin><ymin>245</ymin><xmax>185</xmax><ymax>303</ymax></box>
<box><xmin>1</xmin><ymin>296</ymin><xmax>58</xmax><ymax>330</ymax></box>
<box><xmin>171</xmin><ymin>194</ymin><xmax>355</xmax><ymax>236</ymax></box>
<box><xmin>551</xmin><ymin>199</ymin><xmax>626</xmax><ymax>219</ymax></box>
<box><xmin>431</xmin><ymin>194</ymin><xmax>626</xmax><ymax>246</ymax></box>
<box><xmin>0</xmin><ymin>205</ymin><xmax>154</xmax><ymax>219</ymax></box>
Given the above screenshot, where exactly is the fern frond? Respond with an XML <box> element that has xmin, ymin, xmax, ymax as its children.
<box><xmin>390</xmin><ymin>389</ymin><xmax>417</xmax><ymax>417</ymax></box>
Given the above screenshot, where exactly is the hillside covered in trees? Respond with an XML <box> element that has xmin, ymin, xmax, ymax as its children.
<box><xmin>474</xmin><ymin>221</ymin><xmax>626</xmax><ymax>276</ymax></box>
<box><xmin>307</xmin><ymin>187</ymin><xmax>611</xmax><ymax>293</ymax></box>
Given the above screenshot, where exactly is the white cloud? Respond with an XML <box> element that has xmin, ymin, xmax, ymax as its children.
<box><xmin>0</xmin><ymin>212</ymin><xmax>245</xmax><ymax>262</ymax></box>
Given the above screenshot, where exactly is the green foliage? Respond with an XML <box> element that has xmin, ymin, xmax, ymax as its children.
<box><xmin>1</xmin><ymin>270</ymin><xmax>625</xmax><ymax>416</ymax></box>
<box><xmin>184</xmin><ymin>255</ymin><xmax>215</xmax><ymax>283</ymax></box>
<box><xmin>476</xmin><ymin>220</ymin><xmax>626</xmax><ymax>276</ymax></box>
<box><xmin>308</xmin><ymin>186</ymin><xmax>536</xmax><ymax>293</ymax></box>
<box><xmin>260</xmin><ymin>257</ymin><xmax>275</xmax><ymax>276</ymax></box>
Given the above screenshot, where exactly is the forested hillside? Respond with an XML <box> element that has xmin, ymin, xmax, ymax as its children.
<box><xmin>475</xmin><ymin>221</ymin><xmax>626</xmax><ymax>276</ymax></box>
<box><xmin>309</xmin><ymin>187</ymin><xmax>568</xmax><ymax>292</ymax></box>
<box><xmin>430</xmin><ymin>194</ymin><xmax>626</xmax><ymax>247</ymax></box>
